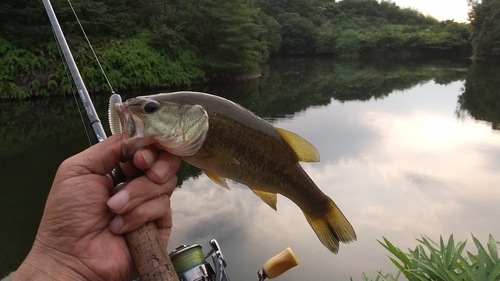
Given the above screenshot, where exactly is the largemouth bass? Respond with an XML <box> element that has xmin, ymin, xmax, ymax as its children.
<box><xmin>114</xmin><ymin>91</ymin><xmax>356</xmax><ymax>253</ymax></box>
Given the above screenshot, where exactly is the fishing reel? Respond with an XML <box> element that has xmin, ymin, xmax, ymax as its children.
<box><xmin>169</xmin><ymin>239</ymin><xmax>298</xmax><ymax>281</ymax></box>
<box><xmin>169</xmin><ymin>239</ymin><xmax>228</xmax><ymax>281</ymax></box>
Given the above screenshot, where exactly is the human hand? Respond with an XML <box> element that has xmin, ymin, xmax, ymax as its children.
<box><xmin>12</xmin><ymin>135</ymin><xmax>180</xmax><ymax>281</ymax></box>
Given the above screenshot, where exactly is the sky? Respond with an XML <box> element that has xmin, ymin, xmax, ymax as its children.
<box><xmin>391</xmin><ymin>0</ymin><xmax>470</xmax><ymax>22</ymax></box>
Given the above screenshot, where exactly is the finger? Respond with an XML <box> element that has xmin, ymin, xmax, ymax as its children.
<box><xmin>109</xmin><ymin>193</ymin><xmax>172</xmax><ymax>234</ymax></box>
<box><xmin>133</xmin><ymin>148</ymin><xmax>158</xmax><ymax>170</ymax></box>
<box><xmin>142</xmin><ymin>151</ymin><xmax>181</xmax><ymax>184</ymax></box>
<box><xmin>117</xmin><ymin>161</ymin><xmax>143</xmax><ymax>180</ymax></box>
<box><xmin>107</xmin><ymin>175</ymin><xmax>177</xmax><ymax>214</ymax></box>
<box><xmin>118</xmin><ymin>148</ymin><xmax>181</xmax><ymax>182</ymax></box>
<box><xmin>117</xmin><ymin>147</ymin><xmax>158</xmax><ymax>178</ymax></box>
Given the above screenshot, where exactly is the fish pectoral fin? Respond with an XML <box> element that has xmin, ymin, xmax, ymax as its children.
<box><xmin>275</xmin><ymin>127</ymin><xmax>320</xmax><ymax>162</ymax></box>
<box><xmin>204</xmin><ymin>146</ymin><xmax>240</xmax><ymax>164</ymax></box>
<box><xmin>251</xmin><ymin>189</ymin><xmax>278</xmax><ymax>211</ymax></box>
<box><xmin>203</xmin><ymin>170</ymin><xmax>230</xmax><ymax>190</ymax></box>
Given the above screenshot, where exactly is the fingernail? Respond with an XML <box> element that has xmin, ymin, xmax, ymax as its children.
<box><xmin>107</xmin><ymin>190</ymin><xmax>129</xmax><ymax>211</ymax></box>
<box><xmin>109</xmin><ymin>215</ymin><xmax>124</xmax><ymax>233</ymax></box>
<box><xmin>139</xmin><ymin>150</ymin><xmax>152</xmax><ymax>166</ymax></box>
<box><xmin>151</xmin><ymin>160</ymin><xmax>169</xmax><ymax>182</ymax></box>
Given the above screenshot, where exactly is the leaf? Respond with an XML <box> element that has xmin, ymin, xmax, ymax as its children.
<box><xmin>473</xmin><ymin>234</ymin><xmax>495</xmax><ymax>270</ymax></box>
<box><xmin>457</xmin><ymin>254</ymin><xmax>477</xmax><ymax>280</ymax></box>
<box><xmin>487</xmin><ymin>234</ymin><xmax>499</xmax><ymax>262</ymax></box>
<box><xmin>443</xmin><ymin>234</ymin><xmax>455</xmax><ymax>269</ymax></box>
<box><xmin>485</xmin><ymin>262</ymin><xmax>500</xmax><ymax>281</ymax></box>
<box><xmin>441</xmin><ymin>268</ymin><xmax>464</xmax><ymax>281</ymax></box>
<box><xmin>379</xmin><ymin>237</ymin><xmax>412</xmax><ymax>267</ymax></box>
<box><xmin>425</xmin><ymin>236</ymin><xmax>445</xmax><ymax>268</ymax></box>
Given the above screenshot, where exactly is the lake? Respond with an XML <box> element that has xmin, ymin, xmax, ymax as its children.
<box><xmin>1</xmin><ymin>57</ymin><xmax>499</xmax><ymax>280</ymax></box>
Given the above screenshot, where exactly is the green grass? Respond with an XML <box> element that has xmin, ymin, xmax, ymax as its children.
<box><xmin>352</xmin><ymin>234</ymin><xmax>500</xmax><ymax>281</ymax></box>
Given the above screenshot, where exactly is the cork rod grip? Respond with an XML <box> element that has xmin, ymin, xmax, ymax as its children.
<box><xmin>112</xmin><ymin>183</ymin><xmax>179</xmax><ymax>281</ymax></box>
<box><xmin>124</xmin><ymin>222</ymin><xmax>179</xmax><ymax>281</ymax></box>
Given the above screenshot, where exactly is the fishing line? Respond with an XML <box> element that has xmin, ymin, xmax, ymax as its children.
<box><xmin>50</xmin><ymin>27</ymin><xmax>93</xmax><ymax>146</ymax></box>
<box><xmin>66</xmin><ymin>0</ymin><xmax>116</xmax><ymax>94</ymax></box>
<box><xmin>170</xmin><ymin>245</ymin><xmax>207</xmax><ymax>276</ymax></box>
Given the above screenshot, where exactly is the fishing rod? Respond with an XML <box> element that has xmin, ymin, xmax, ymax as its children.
<box><xmin>41</xmin><ymin>0</ymin><xmax>178</xmax><ymax>280</ymax></box>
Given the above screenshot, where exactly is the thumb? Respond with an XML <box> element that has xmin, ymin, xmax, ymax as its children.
<box><xmin>62</xmin><ymin>135</ymin><xmax>124</xmax><ymax>176</ymax></box>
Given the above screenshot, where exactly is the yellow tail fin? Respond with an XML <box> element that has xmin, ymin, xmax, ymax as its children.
<box><xmin>304</xmin><ymin>199</ymin><xmax>357</xmax><ymax>254</ymax></box>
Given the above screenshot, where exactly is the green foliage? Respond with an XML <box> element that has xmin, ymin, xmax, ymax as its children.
<box><xmin>467</xmin><ymin>0</ymin><xmax>500</xmax><ymax>59</ymax></box>
<box><xmin>355</xmin><ymin>234</ymin><xmax>500</xmax><ymax>281</ymax></box>
<box><xmin>95</xmin><ymin>36</ymin><xmax>205</xmax><ymax>89</ymax></box>
<box><xmin>254</xmin><ymin>11</ymin><xmax>282</xmax><ymax>59</ymax></box>
<box><xmin>0</xmin><ymin>0</ymin><xmax>475</xmax><ymax>99</ymax></box>
<box><xmin>334</xmin><ymin>29</ymin><xmax>365</xmax><ymax>57</ymax></box>
<box><xmin>0</xmin><ymin>38</ymin><xmax>62</xmax><ymax>99</ymax></box>
<box><xmin>259</xmin><ymin>0</ymin><xmax>323</xmax><ymax>23</ymax></box>
<box><xmin>0</xmin><ymin>35</ymin><xmax>206</xmax><ymax>98</ymax></box>
<box><xmin>278</xmin><ymin>13</ymin><xmax>317</xmax><ymax>55</ymax></box>
<box><xmin>168</xmin><ymin>0</ymin><xmax>268</xmax><ymax>77</ymax></box>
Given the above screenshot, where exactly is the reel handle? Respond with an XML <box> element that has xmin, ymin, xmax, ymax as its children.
<box><xmin>259</xmin><ymin>247</ymin><xmax>298</xmax><ymax>280</ymax></box>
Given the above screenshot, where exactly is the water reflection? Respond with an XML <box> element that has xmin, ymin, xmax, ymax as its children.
<box><xmin>458</xmin><ymin>62</ymin><xmax>500</xmax><ymax>130</ymax></box>
<box><xmin>1</xmin><ymin>58</ymin><xmax>499</xmax><ymax>280</ymax></box>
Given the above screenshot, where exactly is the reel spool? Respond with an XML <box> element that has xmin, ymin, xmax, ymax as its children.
<box><xmin>169</xmin><ymin>239</ymin><xmax>229</xmax><ymax>281</ymax></box>
<box><xmin>170</xmin><ymin>244</ymin><xmax>215</xmax><ymax>281</ymax></box>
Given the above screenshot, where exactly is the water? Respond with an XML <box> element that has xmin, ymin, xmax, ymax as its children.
<box><xmin>1</xmin><ymin>58</ymin><xmax>499</xmax><ymax>280</ymax></box>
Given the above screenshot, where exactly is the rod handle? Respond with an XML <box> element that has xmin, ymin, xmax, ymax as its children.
<box><xmin>124</xmin><ymin>222</ymin><xmax>179</xmax><ymax>281</ymax></box>
<box><xmin>112</xmin><ymin>183</ymin><xmax>179</xmax><ymax>281</ymax></box>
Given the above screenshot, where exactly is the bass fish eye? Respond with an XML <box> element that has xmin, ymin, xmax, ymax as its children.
<box><xmin>143</xmin><ymin>101</ymin><xmax>160</xmax><ymax>113</ymax></box>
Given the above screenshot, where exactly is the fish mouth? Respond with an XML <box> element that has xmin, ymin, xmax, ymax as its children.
<box><xmin>115</xmin><ymin>103</ymin><xmax>146</xmax><ymax>161</ymax></box>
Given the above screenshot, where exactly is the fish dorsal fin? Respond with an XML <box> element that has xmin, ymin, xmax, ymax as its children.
<box><xmin>251</xmin><ymin>189</ymin><xmax>278</xmax><ymax>211</ymax></box>
<box><xmin>203</xmin><ymin>169</ymin><xmax>230</xmax><ymax>190</ymax></box>
<box><xmin>275</xmin><ymin>127</ymin><xmax>320</xmax><ymax>162</ymax></box>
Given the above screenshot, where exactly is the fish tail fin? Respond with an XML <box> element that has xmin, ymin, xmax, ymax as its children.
<box><xmin>304</xmin><ymin>198</ymin><xmax>357</xmax><ymax>254</ymax></box>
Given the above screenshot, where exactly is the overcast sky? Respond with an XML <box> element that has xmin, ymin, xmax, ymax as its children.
<box><xmin>391</xmin><ymin>0</ymin><xmax>470</xmax><ymax>22</ymax></box>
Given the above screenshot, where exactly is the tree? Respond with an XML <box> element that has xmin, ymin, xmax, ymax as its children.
<box><xmin>171</xmin><ymin>0</ymin><xmax>267</xmax><ymax>76</ymax></box>
<box><xmin>278</xmin><ymin>12</ymin><xmax>316</xmax><ymax>54</ymax></box>
<box><xmin>468</xmin><ymin>0</ymin><xmax>500</xmax><ymax>59</ymax></box>
<box><xmin>335</xmin><ymin>29</ymin><xmax>365</xmax><ymax>57</ymax></box>
<box><xmin>254</xmin><ymin>11</ymin><xmax>282</xmax><ymax>59</ymax></box>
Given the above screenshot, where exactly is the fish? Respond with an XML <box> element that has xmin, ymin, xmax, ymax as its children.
<box><xmin>114</xmin><ymin>91</ymin><xmax>356</xmax><ymax>253</ymax></box>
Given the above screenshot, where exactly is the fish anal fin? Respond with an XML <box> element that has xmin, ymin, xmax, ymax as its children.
<box><xmin>251</xmin><ymin>189</ymin><xmax>278</xmax><ymax>211</ymax></box>
<box><xmin>203</xmin><ymin>170</ymin><xmax>230</xmax><ymax>190</ymax></box>
<box><xmin>275</xmin><ymin>127</ymin><xmax>320</xmax><ymax>162</ymax></box>
<box><xmin>304</xmin><ymin>198</ymin><xmax>356</xmax><ymax>254</ymax></box>
<box><xmin>204</xmin><ymin>146</ymin><xmax>240</xmax><ymax>164</ymax></box>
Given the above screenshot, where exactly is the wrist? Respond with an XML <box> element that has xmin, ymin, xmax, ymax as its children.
<box><xmin>11</xmin><ymin>243</ymin><xmax>86</xmax><ymax>281</ymax></box>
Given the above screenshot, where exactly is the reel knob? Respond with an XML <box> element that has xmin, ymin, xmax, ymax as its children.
<box><xmin>259</xmin><ymin>247</ymin><xmax>299</xmax><ymax>280</ymax></box>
